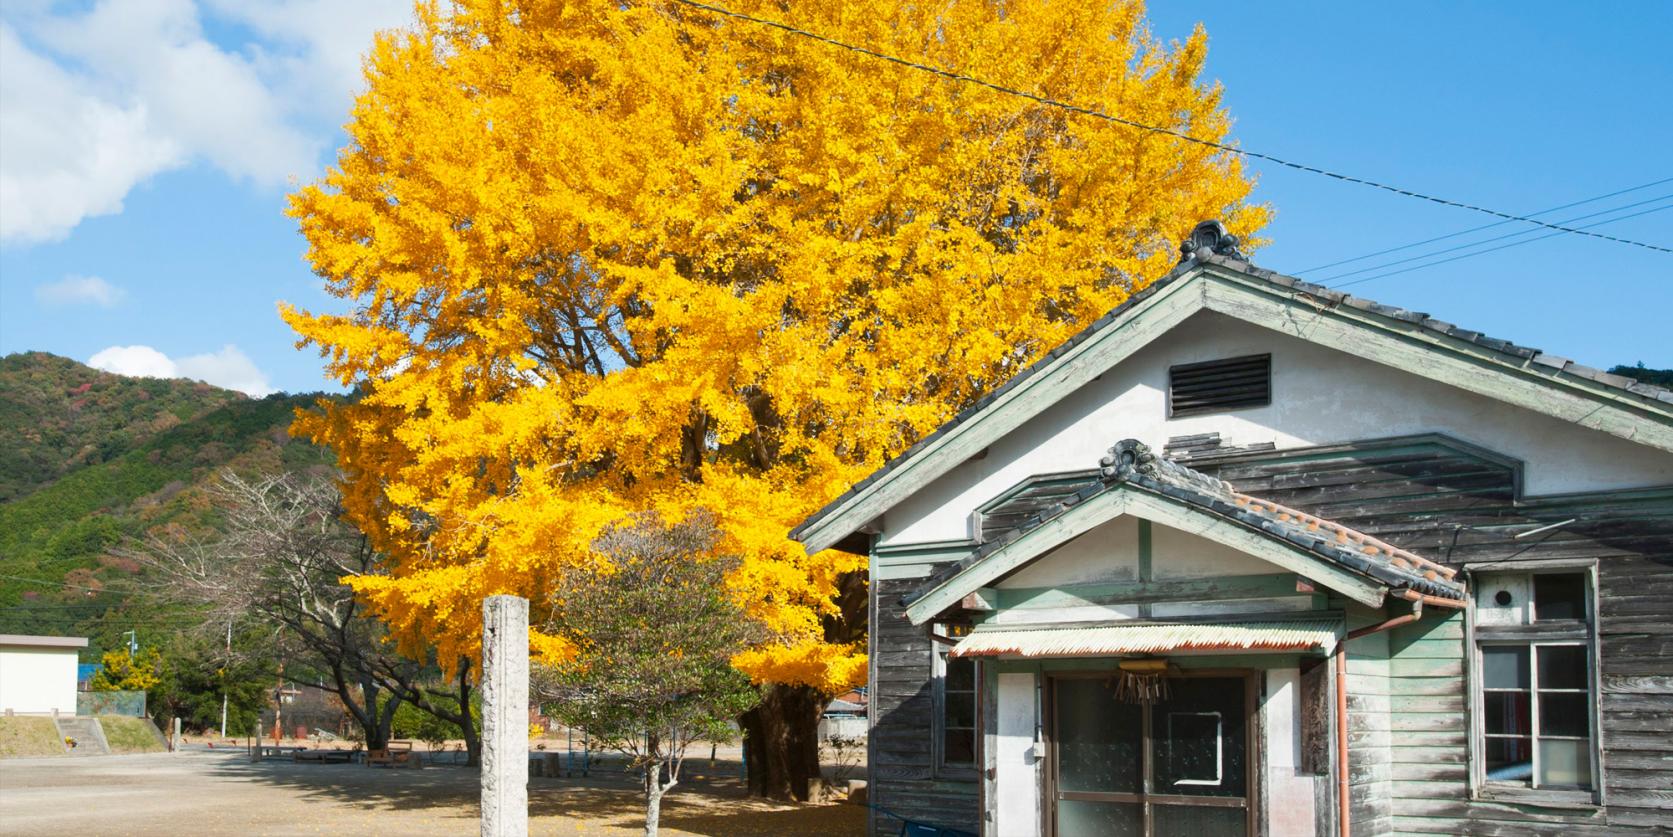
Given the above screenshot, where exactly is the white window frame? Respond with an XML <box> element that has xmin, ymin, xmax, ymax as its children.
<box><xmin>1467</xmin><ymin>561</ymin><xmax>1604</xmax><ymax>807</ymax></box>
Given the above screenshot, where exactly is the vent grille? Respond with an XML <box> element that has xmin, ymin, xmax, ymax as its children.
<box><xmin>1169</xmin><ymin>354</ymin><xmax>1271</xmax><ymax>417</ymax></box>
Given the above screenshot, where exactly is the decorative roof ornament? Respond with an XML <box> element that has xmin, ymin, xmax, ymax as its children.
<box><xmin>1099</xmin><ymin>438</ymin><xmax>1158</xmax><ymax>482</ymax></box>
<box><xmin>1179</xmin><ymin>219</ymin><xmax>1246</xmax><ymax>263</ymax></box>
<box><xmin>1099</xmin><ymin>438</ymin><xmax>1235</xmax><ymax>495</ymax></box>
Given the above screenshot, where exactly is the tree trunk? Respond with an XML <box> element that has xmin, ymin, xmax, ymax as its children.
<box><xmin>458</xmin><ymin>660</ymin><xmax>482</xmax><ymax>766</ymax></box>
<box><xmin>740</xmin><ymin>683</ymin><xmax>826</xmax><ymax>801</ymax></box>
<box><xmin>644</xmin><ymin>757</ymin><xmax>664</xmax><ymax>837</ymax></box>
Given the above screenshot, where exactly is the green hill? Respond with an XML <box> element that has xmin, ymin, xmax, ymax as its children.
<box><xmin>0</xmin><ymin>353</ymin><xmax>339</xmax><ymax>650</ymax></box>
<box><xmin>0</xmin><ymin>352</ymin><xmax>244</xmax><ymax>502</ymax></box>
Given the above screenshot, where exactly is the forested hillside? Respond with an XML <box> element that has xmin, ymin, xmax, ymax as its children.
<box><xmin>0</xmin><ymin>352</ymin><xmax>244</xmax><ymax>502</ymax></box>
<box><xmin>0</xmin><ymin>352</ymin><xmax>338</xmax><ymax>652</ymax></box>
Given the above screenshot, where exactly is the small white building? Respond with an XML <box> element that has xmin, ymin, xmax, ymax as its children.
<box><xmin>0</xmin><ymin>634</ymin><xmax>89</xmax><ymax>715</ymax></box>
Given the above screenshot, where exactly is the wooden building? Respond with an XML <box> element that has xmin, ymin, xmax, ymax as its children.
<box><xmin>790</xmin><ymin>222</ymin><xmax>1673</xmax><ymax>836</ymax></box>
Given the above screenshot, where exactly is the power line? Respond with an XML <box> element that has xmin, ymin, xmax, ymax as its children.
<box><xmin>1294</xmin><ymin>177</ymin><xmax>1673</xmax><ymax>275</ymax></box>
<box><xmin>1333</xmin><ymin>203</ymin><xmax>1673</xmax><ymax>290</ymax></box>
<box><xmin>668</xmin><ymin>0</ymin><xmax>1673</xmax><ymax>255</ymax></box>
<box><xmin>1318</xmin><ymin>193</ymin><xmax>1673</xmax><ymax>284</ymax></box>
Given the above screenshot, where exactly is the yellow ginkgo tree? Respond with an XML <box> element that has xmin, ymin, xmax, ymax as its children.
<box><xmin>283</xmin><ymin>0</ymin><xmax>1266</xmax><ymax>799</ymax></box>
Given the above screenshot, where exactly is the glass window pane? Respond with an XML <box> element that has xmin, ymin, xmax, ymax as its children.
<box><xmin>1538</xmin><ymin>738</ymin><xmax>1593</xmax><ymax>789</ymax></box>
<box><xmin>1533</xmin><ymin>574</ymin><xmax>1587</xmax><ymax>621</ymax></box>
<box><xmin>1153</xmin><ymin>804</ymin><xmax>1247</xmax><ymax>837</ymax></box>
<box><xmin>1483</xmin><ymin>691</ymin><xmax>1529</xmax><ymax>736</ymax></box>
<box><xmin>1538</xmin><ymin>692</ymin><xmax>1589</xmax><ymax>738</ymax></box>
<box><xmin>1056</xmin><ymin>800</ymin><xmax>1142</xmax><ymax>836</ymax></box>
<box><xmin>1152</xmin><ymin>677</ymin><xmax>1248</xmax><ymax>798</ymax></box>
<box><xmin>1483</xmin><ymin>646</ymin><xmax>1529</xmax><ymax>689</ymax></box>
<box><xmin>943</xmin><ymin>728</ymin><xmax>974</xmax><ymax>766</ymax></box>
<box><xmin>945</xmin><ymin>655</ymin><xmax>975</xmax><ymax>691</ymax></box>
<box><xmin>945</xmin><ymin>693</ymin><xmax>975</xmax><ymax>729</ymax></box>
<box><xmin>1485</xmin><ymin>736</ymin><xmax>1533</xmax><ymax>783</ymax></box>
<box><xmin>1537</xmin><ymin>645</ymin><xmax>1587</xmax><ymax>690</ymax></box>
<box><xmin>1054</xmin><ymin>679</ymin><xmax>1142</xmax><ymax>793</ymax></box>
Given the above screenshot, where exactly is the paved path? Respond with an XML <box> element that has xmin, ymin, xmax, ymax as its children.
<box><xmin>0</xmin><ymin>749</ymin><xmax>864</xmax><ymax>836</ymax></box>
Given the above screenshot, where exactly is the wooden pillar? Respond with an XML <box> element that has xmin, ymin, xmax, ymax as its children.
<box><xmin>481</xmin><ymin>595</ymin><xmax>529</xmax><ymax>837</ymax></box>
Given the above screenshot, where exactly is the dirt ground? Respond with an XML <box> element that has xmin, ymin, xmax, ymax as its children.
<box><xmin>0</xmin><ymin>748</ymin><xmax>866</xmax><ymax>836</ymax></box>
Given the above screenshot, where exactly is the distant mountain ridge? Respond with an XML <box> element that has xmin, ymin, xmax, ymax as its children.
<box><xmin>0</xmin><ymin>352</ymin><xmax>245</xmax><ymax>502</ymax></box>
<box><xmin>0</xmin><ymin>352</ymin><xmax>338</xmax><ymax>649</ymax></box>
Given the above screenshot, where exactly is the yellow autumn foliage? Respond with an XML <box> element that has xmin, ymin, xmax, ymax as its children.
<box><xmin>283</xmin><ymin>0</ymin><xmax>1266</xmax><ymax>694</ymax></box>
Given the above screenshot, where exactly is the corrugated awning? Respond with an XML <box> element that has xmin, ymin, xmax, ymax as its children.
<box><xmin>949</xmin><ymin>617</ymin><xmax>1342</xmax><ymax>659</ymax></box>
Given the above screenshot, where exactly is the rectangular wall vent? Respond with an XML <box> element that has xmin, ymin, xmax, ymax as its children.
<box><xmin>1168</xmin><ymin>353</ymin><xmax>1271</xmax><ymax>417</ymax></box>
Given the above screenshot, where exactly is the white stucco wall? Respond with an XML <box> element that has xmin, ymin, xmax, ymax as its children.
<box><xmin>0</xmin><ymin>646</ymin><xmax>80</xmax><ymax>714</ymax></box>
<box><xmin>994</xmin><ymin>672</ymin><xmax>1040</xmax><ymax>837</ymax></box>
<box><xmin>879</xmin><ymin>311</ymin><xmax>1673</xmax><ymax>546</ymax></box>
<box><xmin>1263</xmin><ymin>667</ymin><xmax>1318</xmax><ymax>837</ymax></box>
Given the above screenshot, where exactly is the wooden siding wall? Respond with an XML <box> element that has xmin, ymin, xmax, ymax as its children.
<box><xmin>1198</xmin><ymin>438</ymin><xmax>1673</xmax><ymax>834</ymax></box>
<box><xmin>869</xmin><ymin>576</ymin><xmax>980</xmax><ymax>836</ymax></box>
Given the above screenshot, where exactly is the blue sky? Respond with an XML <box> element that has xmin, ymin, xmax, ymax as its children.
<box><xmin>1</xmin><ymin>1</ymin><xmax>1668</xmax><ymax>396</ymax></box>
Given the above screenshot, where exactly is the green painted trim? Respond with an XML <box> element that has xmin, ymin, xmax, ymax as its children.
<box><xmin>874</xmin><ymin>539</ymin><xmax>977</xmax><ymax>558</ymax></box>
<box><xmin>1137</xmin><ymin>519</ymin><xmax>1154</xmax><ymax>617</ymax></box>
<box><xmin>903</xmin><ymin>482</ymin><xmax>1388</xmax><ymax>625</ymax></box>
<box><xmin>997</xmin><ymin>573</ymin><xmax>1305</xmax><ymax>610</ymax></box>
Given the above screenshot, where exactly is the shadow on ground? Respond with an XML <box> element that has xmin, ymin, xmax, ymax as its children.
<box><xmin>204</xmin><ymin>751</ymin><xmax>864</xmax><ymax>836</ymax></box>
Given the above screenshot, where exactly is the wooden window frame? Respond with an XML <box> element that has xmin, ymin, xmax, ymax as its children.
<box><xmin>1466</xmin><ymin>561</ymin><xmax>1604</xmax><ymax>808</ymax></box>
<box><xmin>1042</xmin><ymin>669</ymin><xmax>1260</xmax><ymax>837</ymax></box>
<box><xmin>932</xmin><ymin>627</ymin><xmax>982</xmax><ymax>779</ymax></box>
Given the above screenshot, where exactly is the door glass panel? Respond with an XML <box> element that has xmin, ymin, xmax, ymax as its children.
<box><xmin>1054</xmin><ymin>679</ymin><xmax>1142</xmax><ymax>793</ymax></box>
<box><xmin>1056</xmin><ymin>800</ymin><xmax>1143</xmax><ymax>836</ymax></box>
<box><xmin>1153</xmin><ymin>804</ymin><xmax>1247</xmax><ymax>836</ymax></box>
<box><xmin>1538</xmin><ymin>738</ymin><xmax>1593</xmax><ymax>788</ymax></box>
<box><xmin>1152</xmin><ymin>677</ymin><xmax>1247</xmax><ymax>797</ymax></box>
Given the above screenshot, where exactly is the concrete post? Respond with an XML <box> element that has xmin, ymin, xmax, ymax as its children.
<box><xmin>481</xmin><ymin>595</ymin><xmax>529</xmax><ymax>837</ymax></box>
<box><xmin>172</xmin><ymin>717</ymin><xmax>182</xmax><ymax>752</ymax></box>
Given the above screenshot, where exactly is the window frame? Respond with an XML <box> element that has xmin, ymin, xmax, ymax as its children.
<box><xmin>931</xmin><ymin>625</ymin><xmax>981</xmax><ymax>779</ymax></box>
<box><xmin>1467</xmin><ymin>561</ymin><xmax>1604</xmax><ymax>807</ymax></box>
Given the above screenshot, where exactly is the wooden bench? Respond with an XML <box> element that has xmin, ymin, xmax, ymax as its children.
<box><xmin>292</xmin><ymin>746</ymin><xmax>361</xmax><ymax>764</ymax></box>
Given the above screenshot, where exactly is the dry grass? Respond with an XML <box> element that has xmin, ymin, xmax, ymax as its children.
<box><xmin>98</xmin><ymin>715</ymin><xmax>166</xmax><ymax>754</ymax></box>
<box><xmin>0</xmin><ymin>717</ymin><xmax>65</xmax><ymax>758</ymax></box>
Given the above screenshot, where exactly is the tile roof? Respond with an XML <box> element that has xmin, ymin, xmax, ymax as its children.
<box><xmin>903</xmin><ymin>438</ymin><xmax>1468</xmax><ymax>614</ymax></box>
<box><xmin>790</xmin><ymin>225</ymin><xmax>1671</xmax><ymax>545</ymax></box>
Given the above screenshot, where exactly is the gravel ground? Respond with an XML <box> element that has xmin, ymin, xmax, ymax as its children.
<box><xmin>0</xmin><ymin>748</ymin><xmax>865</xmax><ymax>836</ymax></box>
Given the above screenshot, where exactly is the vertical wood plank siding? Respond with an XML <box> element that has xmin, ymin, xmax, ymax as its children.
<box><xmin>863</xmin><ymin>437</ymin><xmax>1671</xmax><ymax>834</ymax></box>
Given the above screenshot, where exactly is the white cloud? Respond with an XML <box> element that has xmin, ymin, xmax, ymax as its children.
<box><xmin>0</xmin><ymin>0</ymin><xmax>414</xmax><ymax>245</ymax></box>
<box><xmin>88</xmin><ymin>344</ymin><xmax>275</xmax><ymax>396</ymax></box>
<box><xmin>35</xmin><ymin>275</ymin><xmax>126</xmax><ymax>307</ymax></box>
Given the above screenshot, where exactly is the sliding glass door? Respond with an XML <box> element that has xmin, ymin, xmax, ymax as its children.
<box><xmin>1048</xmin><ymin>673</ymin><xmax>1255</xmax><ymax>836</ymax></box>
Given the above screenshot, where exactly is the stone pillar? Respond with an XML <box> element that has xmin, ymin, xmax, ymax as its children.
<box><xmin>481</xmin><ymin>595</ymin><xmax>529</xmax><ymax>837</ymax></box>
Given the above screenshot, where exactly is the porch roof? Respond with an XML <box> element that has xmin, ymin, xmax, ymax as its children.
<box><xmin>950</xmin><ymin>616</ymin><xmax>1343</xmax><ymax>659</ymax></box>
<box><xmin>902</xmin><ymin>439</ymin><xmax>1468</xmax><ymax>625</ymax></box>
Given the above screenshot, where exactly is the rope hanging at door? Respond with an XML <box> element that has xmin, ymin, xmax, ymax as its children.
<box><xmin>1110</xmin><ymin>658</ymin><xmax>1172</xmax><ymax>704</ymax></box>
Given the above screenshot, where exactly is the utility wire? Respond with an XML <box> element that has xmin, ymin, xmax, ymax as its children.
<box><xmin>1294</xmin><ymin>177</ymin><xmax>1673</xmax><ymax>275</ymax></box>
<box><xmin>1334</xmin><ymin>202</ymin><xmax>1673</xmax><ymax>290</ymax></box>
<box><xmin>668</xmin><ymin>0</ymin><xmax>1673</xmax><ymax>255</ymax></box>
<box><xmin>1318</xmin><ymin>193</ymin><xmax>1673</xmax><ymax>284</ymax></box>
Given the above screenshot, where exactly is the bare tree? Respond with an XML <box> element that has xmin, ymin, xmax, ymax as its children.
<box><xmin>127</xmin><ymin>469</ymin><xmax>420</xmax><ymax>749</ymax></box>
